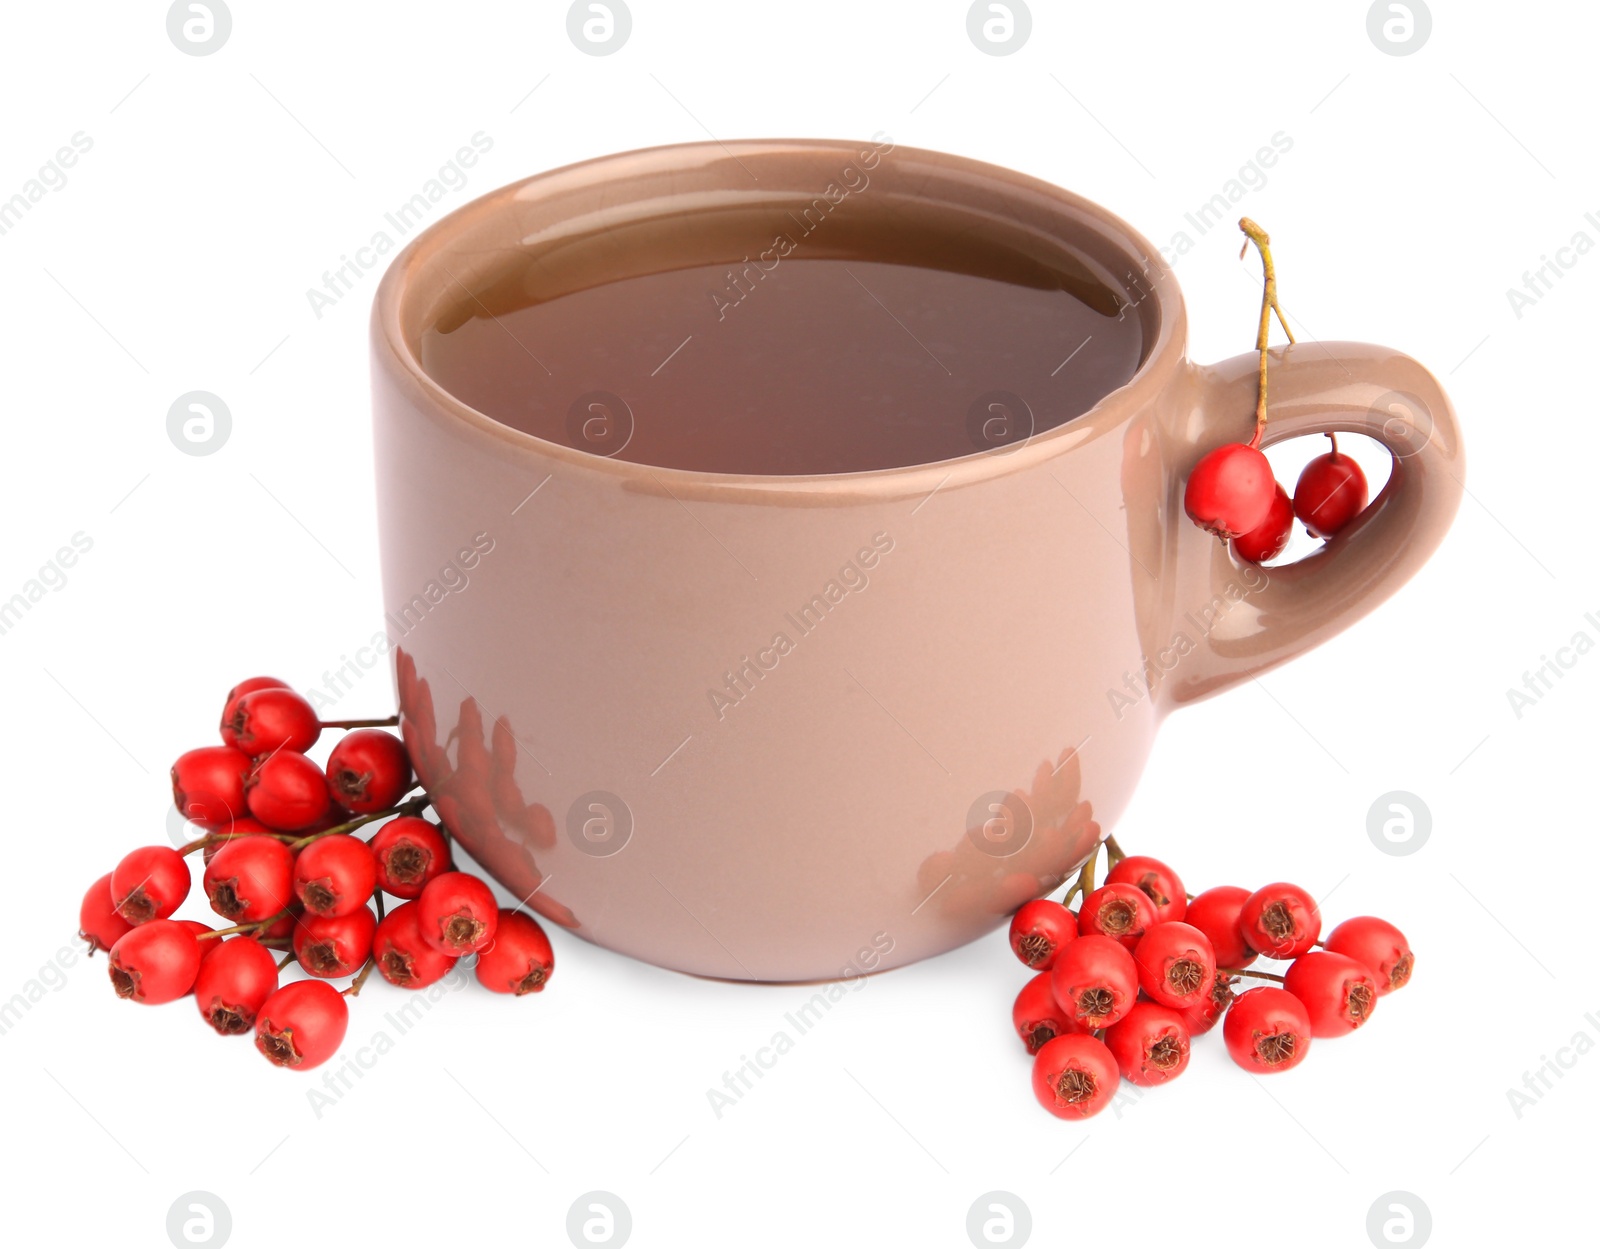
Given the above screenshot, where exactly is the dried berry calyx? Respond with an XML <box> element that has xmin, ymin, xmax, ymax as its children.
<box><xmin>1056</xmin><ymin>1068</ymin><xmax>1098</xmax><ymax>1104</ymax></box>
<box><xmin>1255</xmin><ymin>1032</ymin><xmax>1298</xmax><ymax>1066</ymax></box>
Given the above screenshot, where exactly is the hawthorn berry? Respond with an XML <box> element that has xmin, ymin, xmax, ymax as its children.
<box><xmin>1050</xmin><ymin>934</ymin><xmax>1139</xmax><ymax>1031</ymax></box>
<box><xmin>368</xmin><ymin>817</ymin><xmax>451</xmax><ymax>899</ymax></box>
<box><xmin>171</xmin><ymin>745</ymin><xmax>253</xmax><ymax>829</ymax></box>
<box><xmin>1008</xmin><ymin>898</ymin><xmax>1078</xmax><ymax>970</ymax></box>
<box><xmin>294</xmin><ymin>907</ymin><xmax>377</xmax><ymax>979</ymax></box>
<box><xmin>1031</xmin><ymin>1033</ymin><xmax>1120</xmax><ymax>1120</ymax></box>
<box><xmin>200</xmin><ymin>816</ymin><xmax>276</xmax><ymax>866</ymax></box>
<box><xmin>204</xmin><ymin>835</ymin><xmax>296</xmax><ymax>924</ymax></box>
<box><xmin>225</xmin><ymin>687</ymin><xmax>321</xmax><ymax>757</ymax></box>
<box><xmin>1324</xmin><ymin>916</ymin><xmax>1413</xmax><ymax>994</ymax></box>
<box><xmin>1238</xmin><ymin>882</ymin><xmax>1321</xmax><ymax>959</ymax></box>
<box><xmin>1077</xmin><ymin>882</ymin><xmax>1156</xmax><ymax>951</ymax></box>
<box><xmin>193</xmin><ymin>937</ymin><xmax>279</xmax><ymax>1035</ymax></box>
<box><xmin>1232</xmin><ymin>482</ymin><xmax>1293</xmax><ymax>564</ymax></box>
<box><xmin>1133</xmin><ymin>921</ymin><xmax>1217</xmax><ymax>1010</ymax></box>
<box><xmin>1105</xmin><ymin>855</ymin><xmax>1187</xmax><ymax>924</ymax></box>
<box><xmin>1013</xmin><ymin>971</ymin><xmax>1076</xmax><ymax>1055</ymax></box>
<box><xmin>373</xmin><ymin>901</ymin><xmax>458</xmax><ymax>989</ymax></box>
<box><xmin>246</xmin><ymin>751</ymin><xmax>331</xmax><ymax>831</ymax></box>
<box><xmin>255</xmin><ymin>980</ymin><xmax>349</xmax><ymax>1072</ymax></box>
<box><xmin>220</xmin><ymin>677</ymin><xmax>289</xmax><ymax>742</ymax></box>
<box><xmin>416</xmin><ymin>871</ymin><xmax>499</xmax><ymax>955</ymax></box>
<box><xmin>1284</xmin><ymin>951</ymin><xmax>1380</xmax><ymax>1037</ymax></box>
<box><xmin>110</xmin><ymin>845</ymin><xmax>191</xmax><ymax>925</ymax></box>
<box><xmin>79</xmin><ymin>874</ymin><xmax>134</xmax><ymax>954</ymax></box>
<box><xmin>1223</xmin><ymin>986</ymin><xmax>1312</xmax><ymax>1074</ymax></box>
<box><xmin>1184</xmin><ymin>886</ymin><xmax>1258</xmax><ymax>968</ymax></box>
<box><xmin>1104</xmin><ymin>1002</ymin><xmax>1192</xmax><ymax>1087</ymax></box>
<box><xmin>107</xmin><ymin>919</ymin><xmax>202</xmax><ymax>1004</ymax></box>
<box><xmin>1294</xmin><ymin>439</ymin><xmax>1368</xmax><ymax>538</ymax></box>
<box><xmin>1184</xmin><ymin>442</ymin><xmax>1276</xmax><ymax>541</ymax></box>
<box><xmin>292</xmin><ymin>834</ymin><xmax>377</xmax><ymax>918</ymax></box>
<box><xmin>475</xmin><ymin>910</ymin><xmax>554</xmax><ymax>996</ymax></box>
<box><xmin>325</xmin><ymin>729</ymin><xmax>413</xmax><ymax>814</ymax></box>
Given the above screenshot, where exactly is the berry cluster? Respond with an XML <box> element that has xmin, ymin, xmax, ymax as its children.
<box><xmin>1182</xmin><ymin>218</ymin><xmax>1370</xmax><ymax>563</ymax></box>
<box><xmin>77</xmin><ymin>675</ymin><xmax>556</xmax><ymax>1072</ymax></box>
<box><xmin>1007</xmin><ymin>841</ymin><xmax>1412</xmax><ymax>1119</ymax></box>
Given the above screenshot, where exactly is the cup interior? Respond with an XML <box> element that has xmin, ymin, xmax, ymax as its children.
<box><xmin>385</xmin><ymin>140</ymin><xmax>1171</xmax><ymax>478</ymax></box>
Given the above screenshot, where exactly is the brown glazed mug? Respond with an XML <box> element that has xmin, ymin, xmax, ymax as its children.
<box><xmin>370</xmin><ymin>139</ymin><xmax>1463</xmax><ymax>982</ymax></box>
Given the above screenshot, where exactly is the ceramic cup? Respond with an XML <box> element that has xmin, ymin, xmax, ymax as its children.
<box><xmin>370</xmin><ymin>139</ymin><xmax>1463</xmax><ymax>981</ymax></box>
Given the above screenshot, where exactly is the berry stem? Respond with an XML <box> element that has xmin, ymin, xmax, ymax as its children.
<box><xmin>199</xmin><ymin>908</ymin><xmax>293</xmax><ymax>939</ymax></box>
<box><xmin>1062</xmin><ymin>843</ymin><xmax>1101</xmax><ymax>907</ymax></box>
<box><xmin>276</xmin><ymin>951</ymin><xmax>296</xmax><ymax>971</ymax></box>
<box><xmin>320</xmin><ymin>715</ymin><xmax>400</xmax><ymax>729</ymax></box>
<box><xmin>178</xmin><ymin>829</ymin><xmax>296</xmax><ymax>857</ymax></box>
<box><xmin>1221</xmin><ymin>966</ymin><xmax>1285</xmax><ymax>983</ymax></box>
<box><xmin>1238</xmin><ymin>217</ymin><xmax>1296</xmax><ymax>445</ymax></box>
<box><xmin>343</xmin><ymin>956</ymin><xmax>377</xmax><ymax>998</ymax></box>
<box><xmin>1103</xmin><ymin>835</ymin><xmax>1127</xmax><ymax>867</ymax></box>
<box><xmin>287</xmin><ymin>793</ymin><xmax>428</xmax><ymax>851</ymax></box>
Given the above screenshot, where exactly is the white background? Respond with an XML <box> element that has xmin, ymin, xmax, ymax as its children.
<box><xmin>1</xmin><ymin>2</ymin><xmax>1592</xmax><ymax>1246</ymax></box>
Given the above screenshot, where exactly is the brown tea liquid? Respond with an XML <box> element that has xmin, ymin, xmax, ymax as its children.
<box><xmin>420</xmin><ymin>192</ymin><xmax>1144</xmax><ymax>475</ymax></box>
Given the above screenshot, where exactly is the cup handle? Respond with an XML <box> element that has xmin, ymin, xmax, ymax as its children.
<box><xmin>1162</xmin><ymin>340</ymin><xmax>1465</xmax><ymax>707</ymax></box>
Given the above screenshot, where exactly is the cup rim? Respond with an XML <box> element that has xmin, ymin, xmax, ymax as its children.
<box><xmin>371</xmin><ymin>138</ymin><xmax>1187</xmax><ymax>501</ymax></box>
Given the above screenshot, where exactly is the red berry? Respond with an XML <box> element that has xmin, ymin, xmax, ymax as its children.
<box><xmin>1050</xmin><ymin>934</ymin><xmax>1139</xmax><ymax>1031</ymax></box>
<box><xmin>79</xmin><ymin>873</ymin><xmax>135</xmax><ymax>953</ymax></box>
<box><xmin>1031</xmin><ymin>1033</ymin><xmax>1120</xmax><ymax>1119</ymax></box>
<box><xmin>1238</xmin><ymin>882</ymin><xmax>1321</xmax><ymax>959</ymax></box>
<box><xmin>107</xmin><ymin>919</ymin><xmax>202</xmax><ymax>1004</ymax></box>
<box><xmin>1184</xmin><ymin>441</ymin><xmax>1275</xmax><ymax>540</ymax></box>
<box><xmin>109</xmin><ymin>845</ymin><xmax>191</xmax><ymax>925</ymax></box>
<box><xmin>1293</xmin><ymin>443</ymin><xmax>1368</xmax><ymax>538</ymax></box>
<box><xmin>254</xmin><ymin>980</ymin><xmax>349</xmax><ymax>1072</ymax></box>
<box><xmin>193</xmin><ymin>937</ymin><xmax>279</xmax><ymax>1035</ymax></box>
<box><xmin>171</xmin><ymin>745</ymin><xmax>253</xmax><ymax>830</ymax></box>
<box><xmin>1178</xmin><ymin>971</ymin><xmax>1237</xmax><ymax>1036</ymax></box>
<box><xmin>1223</xmin><ymin>986</ymin><xmax>1312</xmax><ymax>1073</ymax></box>
<box><xmin>294</xmin><ymin>907</ymin><xmax>377</xmax><ymax>978</ymax></box>
<box><xmin>1133</xmin><ymin>921</ymin><xmax>1217</xmax><ymax>1009</ymax></box>
<box><xmin>416</xmin><ymin>871</ymin><xmax>499</xmax><ymax>955</ymax></box>
<box><xmin>1008</xmin><ymin>899</ymin><xmax>1078</xmax><ymax>970</ymax></box>
<box><xmin>1231</xmin><ymin>482</ymin><xmax>1293</xmax><ymax>563</ymax></box>
<box><xmin>1283</xmin><ymin>951</ymin><xmax>1379</xmax><ymax>1037</ymax></box>
<box><xmin>1105</xmin><ymin>855</ymin><xmax>1186</xmax><ymax>924</ymax></box>
<box><xmin>475</xmin><ymin>910</ymin><xmax>555</xmax><ymax>995</ymax></box>
<box><xmin>1077</xmin><ymin>882</ymin><xmax>1156</xmax><ymax>951</ymax></box>
<box><xmin>325</xmin><ymin>729</ymin><xmax>414</xmax><ymax>814</ymax></box>
<box><xmin>1184</xmin><ymin>886</ymin><xmax>1258</xmax><ymax>968</ymax></box>
<box><xmin>220</xmin><ymin>677</ymin><xmax>290</xmax><ymax>745</ymax></box>
<box><xmin>292</xmin><ymin>834</ymin><xmax>377</xmax><ymax>918</ymax></box>
<box><xmin>1104</xmin><ymin>1002</ymin><xmax>1191</xmax><ymax>1087</ymax></box>
<box><xmin>1012</xmin><ymin>970</ymin><xmax>1077</xmax><ymax>1055</ymax></box>
<box><xmin>372</xmin><ymin>900</ymin><xmax>458</xmax><ymax>989</ymax></box>
<box><xmin>204</xmin><ymin>835</ymin><xmax>296</xmax><ymax>923</ymax></box>
<box><xmin>368</xmin><ymin>817</ymin><xmax>452</xmax><ymax>899</ymax></box>
<box><xmin>261</xmin><ymin>909</ymin><xmax>300</xmax><ymax>941</ymax></box>
<box><xmin>225</xmin><ymin>687</ymin><xmax>321</xmax><ymax>757</ymax></box>
<box><xmin>1324</xmin><ymin>916</ymin><xmax>1413</xmax><ymax>994</ymax></box>
<box><xmin>246</xmin><ymin>751</ymin><xmax>331</xmax><ymax>831</ymax></box>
